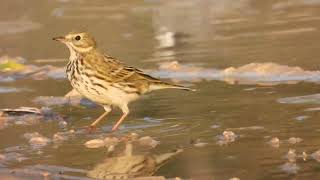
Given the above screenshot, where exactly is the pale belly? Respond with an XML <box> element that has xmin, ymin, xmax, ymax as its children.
<box><xmin>69</xmin><ymin>76</ymin><xmax>139</xmax><ymax>107</ymax></box>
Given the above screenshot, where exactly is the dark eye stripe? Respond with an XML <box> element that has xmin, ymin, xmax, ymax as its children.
<box><xmin>75</xmin><ymin>35</ymin><xmax>81</xmax><ymax>41</ymax></box>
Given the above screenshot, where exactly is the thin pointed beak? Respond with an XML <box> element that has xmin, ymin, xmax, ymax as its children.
<box><xmin>52</xmin><ymin>36</ymin><xmax>66</xmax><ymax>42</ymax></box>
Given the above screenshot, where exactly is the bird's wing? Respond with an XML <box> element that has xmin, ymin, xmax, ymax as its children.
<box><xmin>100</xmin><ymin>55</ymin><xmax>163</xmax><ymax>93</ymax></box>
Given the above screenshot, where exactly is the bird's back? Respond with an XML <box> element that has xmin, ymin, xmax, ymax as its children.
<box><xmin>82</xmin><ymin>50</ymin><xmax>191</xmax><ymax>95</ymax></box>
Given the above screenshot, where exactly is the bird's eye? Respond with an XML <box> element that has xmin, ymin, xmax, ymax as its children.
<box><xmin>75</xmin><ymin>35</ymin><xmax>81</xmax><ymax>41</ymax></box>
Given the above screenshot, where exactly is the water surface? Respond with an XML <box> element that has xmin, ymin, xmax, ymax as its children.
<box><xmin>1</xmin><ymin>0</ymin><xmax>320</xmax><ymax>179</ymax></box>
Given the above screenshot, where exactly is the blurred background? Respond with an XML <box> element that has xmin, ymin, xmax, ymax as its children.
<box><xmin>1</xmin><ymin>0</ymin><xmax>320</xmax><ymax>179</ymax></box>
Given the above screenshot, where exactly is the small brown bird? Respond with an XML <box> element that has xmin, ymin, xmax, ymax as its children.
<box><xmin>53</xmin><ymin>32</ymin><xmax>194</xmax><ymax>131</ymax></box>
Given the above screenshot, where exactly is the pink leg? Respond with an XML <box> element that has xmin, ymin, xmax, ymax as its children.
<box><xmin>111</xmin><ymin>113</ymin><xmax>128</xmax><ymax>132</ymax></box>
<box><xmin>90</xmin><ymin>106</ymin><xmax>112</xmax><ymax>127</ymax></box>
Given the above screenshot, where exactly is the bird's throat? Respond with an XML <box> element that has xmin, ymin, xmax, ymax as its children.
<box><xmin>66</xmin><ymin>44</ymin><xmax>78</xmax><ymax>61</ymax></box>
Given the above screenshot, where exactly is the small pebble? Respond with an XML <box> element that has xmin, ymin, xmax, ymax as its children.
<box><xmin>268</xmin><ymin>137</ymin><xmax>280</xmax><ymax>148</ymax></box>
<box><xmin>216</xmin><ymin>130</ymin><xmax>237</xmax><ymax>145</ymax></box>
<box><xmin>69</xmin><ymin>129</ymin><xmax>75</xmax><ymax>133</ymax></box>
<box><xmin>84</xmin><ymin>139</ymin><xmax>105</xmax><ymax>148</ymax></box>
<box><xmin>229</xmin><ymin>178</ymin><xmax>240</xmax><ymax>180</ymax></box>
<box><xmin>23</xmin><ymin>132</ymin><xmax>51</xmax><ymax>147</ymax></box>
<box><xmin>53</xmin><ymin>132</ymin><xmax>69</xmax><ymax>143</ymax></box>
<box><xmin>58</xmin><ymin>121</ymin><xmax>68</xmax><ymax>129</ymax></box>
<box><xmin>286</xmin><ymin>149</ymin><xmax>297</xmax><ymax>163</ymax></box>
<box><xmin>104</xmin><ymin>137</ymin><xmax>120</xmax><ymax>147</ymax></box>
<box><xmin>210</xmin><ymin>124</ymin><xmax>220</xmax><ymax>129</ymax></box>
<box><xmin>288</xmin><ymin>137</ymin><xmax>303</xmax><ymax>144</ymax></box>
<box><xmin>192</xmin><ymin>139</ymin><xmax>208</xmax><ymax>148</ymax></box>
<box><xmin>23</xmin><ymin>132</ymin><xmax>41</xmax><ymax>140</ymax></box>
<box><xmin>193</xmin><ymin>142</ymin><xmax>208</xmax><ymax>148</ymax></box>
<box><xmin>107</xmin><ymin>145</ymin><xmax>115</xmax><ymax>153</ymax></box>
<box><xmin>223</xmin><ymin>131</ymin><xmax>236</xmax><ymax>140</ymax></box>
<box><xmin>302</xmin><ymin>152</ymin><xmax>308</xmax><ymax>161</ymax></box>
<box><xmin>29</xmin><ymin>136</ymin><xmax>51</xmax><ymax>147</ymax></box>
<box><xmin>129</xmin><ymin>132</ymin><xmax>139</xmax><ymax>140</ymax></box>
<box><xmin>0</xmin><ymin>154</ymin><xmax>5</xmax><ymax>160</ymax></box>
<box><xmin>138</xmin><ymin>136</ymin><xmax>159</xmax><ymax>148</ymax></box>
<box><xmin>294</xmin><ymin>115</ymin><xmax>309</xmax><ymax>121</ymax></box>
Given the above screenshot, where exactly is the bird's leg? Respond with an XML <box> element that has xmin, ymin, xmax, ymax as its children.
<box><xmin>90</xmin><ymin>106</ymin><xmax>112</xmax><ymax>128</ymax></box>
<box><xmin>111</xmin><ymin>105</ymin><xmax>129</xmax><ymax>132</ymax></box>
<box><xmin>111</xmin><ymin>113</ymin><xmax>128</xmax><ymax>132</ymax></box>
<box><xmin>90</xmin><ymin>111</ymin><xmax>109</xmax><ymax>128</ymax></box>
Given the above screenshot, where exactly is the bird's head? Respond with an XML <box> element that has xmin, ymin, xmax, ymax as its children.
<box><xmin>53</xmin><ymin>32</ymin><xmax>97</xmax><ymax>54</ymax></box>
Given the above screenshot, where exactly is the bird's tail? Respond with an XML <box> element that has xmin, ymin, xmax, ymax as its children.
<box><xmin>149</xmin><ymin>82</ymin><xmax>196</xmax><ymax>92</ymax></box>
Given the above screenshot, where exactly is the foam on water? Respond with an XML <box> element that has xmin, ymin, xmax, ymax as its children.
<box><xmin>278</xmin><ymin>94</ymin><xmax>320</xmax><ymax>104</ymax></box>
<box><xmin>151</xmin><ymin>61</ymin><xmax>320</xmax><ymax>85</ymax></box>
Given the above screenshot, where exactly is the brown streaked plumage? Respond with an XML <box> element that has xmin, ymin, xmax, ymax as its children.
<box><xmin>53</xmin><ymin>32</ymin><xmax>194</xmax><ymax>131</ymax></box>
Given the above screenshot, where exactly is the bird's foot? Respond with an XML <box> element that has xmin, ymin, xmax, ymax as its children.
<box><xmin>111</xmin><ymin>126</ymin><xmax>118</xmax><ymax>132</ymax></box>
<box><xmin>86</xmin><ymin>125</ymin><xmax>97</xmax><ymax>133</ymax></box>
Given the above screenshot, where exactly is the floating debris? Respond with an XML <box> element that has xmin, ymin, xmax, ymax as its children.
<box><xmin>190</xmin><ymin>138</ymin><xmax>209</xmax><ymax>148</ymax></box>
<box><xmin>0</xmin><ymin>107</ymin><xmax>64</xmax><ymax>129</ymax></box>
<box><xmin>243</xmin><ymin>87</ymin><xmax>256</xmax><ymax>91</ymax></box>
<box><xmin>0</xmin><ymin>152</ymin><xmax>28</xmax><ymax>163</ymax></box>
<box><xmin>0</xmin><ymin>56</ymin><xmax>26</xmax><ymax>71</ymax></box>
<box><xmin>155</xmin><ymin>27</ymin><xmax>175</xmax><ymax>49</ymax></box>
<box><xmin>267</xmin><ymin>137</ymin><xmax>280</xmax><ymax>148</ymax></box>
<box><xmin>311</xmin><ymin>150</ymin><xmax>320</xmax><ymax>162</ymax></box>
<box><xmin>29</xmin><ymin>137</ymin><xmax>51</xmax><ymax>147</ymax></box>
<box><xmin>150</xmin><ymin>61</ymin><xmax>320</xmax><ymax>85</ymax></box>
<box><xmin>4</xmin><ymin>146</ymin><xmax>26</xmax><ymax>153</ymax></box>
<box><xmin>216</xmin><ymin>130</ymin><xmax>237</xmax><ymax>145</ymax></box>
<box><xmin>23</xmin><ymin>132</ymin><xmax>41</xmax><ymax>140</ymax></box>
<box><xmin>23</xmin><ymin>132</ymin><xmax>51</xmax><ymax>147</ymax></box>
<box><xmin>0</xmin><ymin>56</ymin><xmax>65</xmax><ymax>82</ymax></box>
<box><xmin>84</xmin><ymin>139</ymin><xmax>106</xmax><ymax>149</ymax></box>
<box><xmin>226</xmin><ymin>126</ymin><xmax>264</xmax><ymax>131</ymax></box>
<box><xmin>104</xmin><ymin>136</ymin><xmax>119</xmax><ymax>146</ymax></box>
<box><xmin>52</xmin><ymin>131</ymin><xmax>74</xmax><ymax>143</ymax></box>
<box><xmin>193</xmin><ymin>142</ymin><xmax>208</xmax><ymax>148</ymax></box>
<box><xmin>33</xmin><ymin>89</ymin><xmax>96</xmax><ymax>107</ymax></box>
<box><xmin>0</xmin><ymin>87</ymin><xmax>29</xmax><ymax>94</ymax></box>
<box><xmin>87</xmin><ymin>141</ymin><xmax>182</xmax><ymax>179</ymax></box>
<box><xmin>294</xmin><ymin>115</ymin><xmax>309</xmax><ymax>121</ymax></box>
<box><xmin>33</xmin><ymin>96</ymin><xmax>81</xmax><ymax>107</ymax></box>
<box><xmin>280</xmin><ymin>162</ymin><xmax>299</xmax><ymax>174</ymax></box>
<box><xmin>2</xmin><ymin>107</ymin><xmax>42</xmax><ymax>115</ymax></box>
<box><xmin>278</xmin><ymin>94</ymin><xmax>320</xmax><ymax>105</ymax></box>
<box><xmin>0</xmin><ymin>167</ymin><xmax>94</xmax><ymax>180</ymax></box>
<box><xmin>138</xmin><ymin>136</ymin><xmax>160</xmax><ymax>148</ymax></box>
<box><xmin>84</xmin><ymin>136</ymin><xmax>121</xmax><ymax>150</ymax></box>
<box><xmin>53</xmin><ymin>133</ymin><xmax>67</xmax><ymax>143</ymax></box>
<box><xmin>304</xmin><ymin>107</ymin><xmax>320</xmax><ymax>112</ymax></box>
<box><xmin>288</xmin><ymin>137</ymin><xmax>303</xmax><ymax>144</ymax></box>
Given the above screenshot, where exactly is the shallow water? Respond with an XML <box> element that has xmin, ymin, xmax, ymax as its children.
<box><xmin>2</xmin><ymin>0</ymin><xmax>320</xmax><ymax>179</ymax></box>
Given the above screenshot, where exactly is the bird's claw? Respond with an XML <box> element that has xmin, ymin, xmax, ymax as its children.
<box><xmin>86</xmin><ymin>125</ymin><xmax>97</xmax><ymax>133</ymax></box>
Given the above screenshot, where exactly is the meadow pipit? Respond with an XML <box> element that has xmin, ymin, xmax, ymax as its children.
<box><xmin>53</xmin><ymin>32</ymin><xmax>194</xmax><ymax>131</ymax></box>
